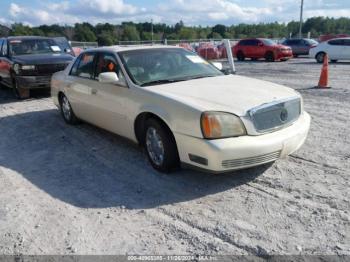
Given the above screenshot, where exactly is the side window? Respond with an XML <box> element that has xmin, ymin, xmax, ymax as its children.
<box><xmin>70</xmin><ymin>56</ymin><xmax>82</xmax><ymax>76</ymax></box>
<box><xmin>343</xmin><ymin>39</ymin><xmax>350</xmax><ymax>46</ymax></box>
<box><xmin>0</xmin><ymin>39</ymin><xmax>6</xmax><ymax>56</ymax></box>
<box><xmin>95</xmin><ymin>53</ymin><xmax>125</xmax><ymax>84</ymax></box>
<box><xmin>251</xmin><ymin>40</ymin><xmax>259</xmax><ymax>46</ymax></box>
<box><xmin>0</xmin><ymin>39</ymin><xmax>3</xmax><ymax>54</ymax></box>
<box><xmin>75</xmin><ymin>53</ymin><xmax>95</xmax><ymax>79</ymax></box>
<box><xmin>238</xmin><ymin>40</ymin><xmax>246</xmax><ymax>46</ymax></box>
<box><xmin>328</xmin><ymin>39</ymin><xmax>344</xmax><ymax>46</ymax></box>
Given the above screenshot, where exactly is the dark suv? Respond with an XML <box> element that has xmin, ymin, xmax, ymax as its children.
<box><xmin>281</xmin><ymin>38</ymin><xmax>318</xmax><ymax>57</ymax></box>
<box><xmin>0</xmin><ymin>36</ymin><xmax>74</xmax><ymax>99</ymax></box>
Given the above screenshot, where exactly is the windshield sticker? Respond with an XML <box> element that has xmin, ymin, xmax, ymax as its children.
<box><xmin>186</xmin><ymin>55</ymin><xmax>208</xmax><ymax>64</ymax></box>
<box><xmin>10</xmin><ymin>40</ymin><xmax>22</xmax><ymax>44</ymax></box>
<box><xmin>50</xmin><ymin>45</ymin><xmax>62</xmax><ymax>52</ymax></box>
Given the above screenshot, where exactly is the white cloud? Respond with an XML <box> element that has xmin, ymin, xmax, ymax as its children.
<box><xmin>1</xmin><ymin>0</ymin><xmax>349</xmax><ymax>27</ymax></box>
<box><xmin>77</xmin><ymin>0</ymin><xmax>138</xmax><ymax>15</ymax></box>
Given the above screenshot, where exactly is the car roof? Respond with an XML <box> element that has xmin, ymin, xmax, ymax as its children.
<box><xmin>82</xmin><ymin>45</ymin><xmax>182</xmax><ymax>53</ymax></box>
<box><xmin>7</xmin><ymin>36</ymin><xmax>52</xmax><ymax>41</ymax></box>
<box><xmin>327</xmin><ymin>37</ymin><xmax>350</xmax><ymax>41</ymax></box>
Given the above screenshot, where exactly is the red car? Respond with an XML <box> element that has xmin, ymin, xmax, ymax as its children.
<box><xmin>233</xmin><ymin>38</ymin><xmax>293</xmax><ymax>62</ymax></box>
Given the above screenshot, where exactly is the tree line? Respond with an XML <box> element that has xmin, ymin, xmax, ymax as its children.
<box><xmin>1</xmin><ymin>17</ymin><xmax>350</xmax><ymax>45</ymax></box>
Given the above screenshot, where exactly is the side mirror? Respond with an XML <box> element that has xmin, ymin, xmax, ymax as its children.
<box><xmin>98</xmin><ymin>72</ymin><xmax>119</xmax><ymax>84</ymax></box>
<box><xmin>212</xmin><ymin>62</ymin><xmax>223</xmax><ymax>71</ymax></box>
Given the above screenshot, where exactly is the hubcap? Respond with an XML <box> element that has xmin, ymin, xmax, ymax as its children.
<box><xmin>146</xmin><ymin>127</ymin><xmax>165</xmax><ymax>166</ymax></box>
<box><xmin>61</xmin><ymin>96</ymin><xmax>71</xmax><ymax>120</ymax></box>
<box><xmin>317</xmin><ymin>53</ymin><xmax>324</xmax><ymax>62</ymax></box>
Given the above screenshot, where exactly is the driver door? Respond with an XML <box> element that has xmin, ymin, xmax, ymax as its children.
<box><xmin>89</xmin><ymin>52</ymin><xmax>132</xmax><ymax>138</ymax></box>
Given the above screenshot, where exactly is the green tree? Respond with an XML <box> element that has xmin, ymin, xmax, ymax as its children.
<box><xmin>122</xmin><ymin>25</ymin><xmax>140</xmax><ymax>41</ymax></box>
<box><xmin>74</xmin><ymin>23</ymin><xmax>97</xmax><ymax>42</ymax></box>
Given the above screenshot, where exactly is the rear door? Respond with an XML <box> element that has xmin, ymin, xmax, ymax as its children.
<box><xmin>65</xmin><ymin>52</ymin><xmax>99</xmax><ymax>122</ymax></box>
<box><xmin>245</xmin><ymin>40</ymin><xmax>256</xmax><ymax>58</ymax></box>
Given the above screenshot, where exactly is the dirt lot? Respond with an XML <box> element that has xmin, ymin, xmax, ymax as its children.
<box><xmin>0</xmin><ymin>58</ymin><xmax>349</xmax><ymax>256</ymax></box>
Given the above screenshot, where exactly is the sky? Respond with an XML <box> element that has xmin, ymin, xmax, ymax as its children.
<box><xmin>0</xmin><ymin>0</ymin><xmax>349</xmax><ymax>27</ymax></box>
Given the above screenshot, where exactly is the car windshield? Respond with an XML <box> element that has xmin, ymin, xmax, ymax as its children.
<box><xmin>118</xmin><ymin>48</ymin><xmax>223</xmax><ymax>86</ymax></box>
<box><xmin>9</xmin><ymin>38</ymin><xmax>62</xmax><ymax>56</ymax></box>
<box><xmin>260</xmin><ymin>39</ymin><xmax>277</xmax><ymax>46</ymax></box>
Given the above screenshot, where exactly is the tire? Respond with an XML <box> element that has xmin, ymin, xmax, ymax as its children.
<box><xmin>316</xmin><ymin>52</ymin><xmax>326</xmax><ymax>63</ymax></box>
<box><xmin>11</xmin><ymin>75</ymin><xmax>29</xmax><ymax>99</ymax></box>
<box><xmin>251</xmin><ymin>58</ymin><xmax>258</xmax><ymax>61</ymax></box>
<box><xmin>293</xmin><ymin>54</ymin><xmax>299</xmax><ymax>58</ymax></box>
<box><xmin>236</xmin><ymin>51</ymin><xmax>245</xmax><ymax>61</ymax></box>
<box><xmin>331</xmin><ymin>60</ymin><xmax>338</xmax><ymax>63</ymax></box>
<box><xmin>59</xmin><ymin>94</ymin><xmax>79</xmax><ymax>125</ymax></box>
<box><xmin>265</xmin><ymin>51</ymin><xmax>275</xmax><ymax>62</ymax></box>
<box><xmin>144</xmin><ymin>118</ymin><xmax>179</xmax><ymax>173</ymax></box>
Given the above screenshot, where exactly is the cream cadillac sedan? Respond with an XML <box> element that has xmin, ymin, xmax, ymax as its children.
<box><xmin>51</xmin><ymin>46</ymin><xmax>311</xmax><ymax>173</ymax></box>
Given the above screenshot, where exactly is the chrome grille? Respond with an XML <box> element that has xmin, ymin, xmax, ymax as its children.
<box><xmin>222</xmin><ymin>151</ymin><xmax>281</xmax><ymax>169</ymax></box>
<box><xmin>249</xmin><ymin>97</ymin><xmax>301</xmax><ymax>133</ymax></box>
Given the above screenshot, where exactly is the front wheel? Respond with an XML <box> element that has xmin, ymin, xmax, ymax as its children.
<box><xmin>59</xmin><ymin>94</ymin><xmax>79</xmax><ymax>125</ymax></box>
<box><xmin>144</xmin><ymin>118</ymin><xmax>179</xmax><ymax>173</ymax></box>
<box><xmin>11</xmin><ymin>76</ymin><xmax>29</xmax><ymax>99</ymax></box>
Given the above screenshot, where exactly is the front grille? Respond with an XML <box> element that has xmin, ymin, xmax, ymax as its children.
<box><xmin>249</xmin><ymin>97</ymin><xmax>301</xmax><ymax>133</ymax></box>
<box><xmin>36</xmin><ymin>63</ymin><xmax>68</xmax><ymax>75</ymax></box>
<box><xmin>222</xmin><ymin>151</ymin><xmax>281</xmax><ymax>169</ymax></box>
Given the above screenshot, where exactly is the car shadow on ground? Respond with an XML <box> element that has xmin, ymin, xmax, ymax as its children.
<box><xmin>0</xmin><ymin>87</ymin><xmax>50</xmax><ymax>104</ymax></box>
<box><xmin>0</xmin><ymin>109</ymin><xmax>271</xmax><ymax>209</ymax></box>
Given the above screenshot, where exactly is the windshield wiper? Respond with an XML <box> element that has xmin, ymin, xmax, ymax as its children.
<box><xmin>140</xmin><ymin>75</ymin><xmax>218</xmax><ymax>87</ymax></box>
<box><xmin>140</xmin><ymin>79</ymin><xmax>186</xmax><ymax>87</ymax></box>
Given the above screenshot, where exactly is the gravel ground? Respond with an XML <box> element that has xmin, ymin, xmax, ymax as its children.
<box><xmin>0</xmin><ymin>58</ymin><xmax>349</xmax><ymax>256</ymax></box>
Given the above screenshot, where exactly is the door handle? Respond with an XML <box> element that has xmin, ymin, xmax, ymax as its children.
<box><xmin>91</xmin><ymin>89</ymin><xmax>98</xmax><ymax>95</ymax></box>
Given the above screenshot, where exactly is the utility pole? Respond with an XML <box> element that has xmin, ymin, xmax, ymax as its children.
<box><xmin>299</xmin><ymin>0</ymin><xmax>304</xmax><ymax>38</ymax></box>
<box><xmin>151</xmin><ymin>19</ymin><xmax>154</xmax><ymax>44</ymax></box>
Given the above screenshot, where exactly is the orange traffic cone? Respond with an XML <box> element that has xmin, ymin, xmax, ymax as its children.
<box><xmin>316</xmin><ymin>53</ymin><xmax>330</xmax><ymax>89</ymax></box>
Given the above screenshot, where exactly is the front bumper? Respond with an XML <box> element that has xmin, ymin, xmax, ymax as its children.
<box><xmin>16</xmin><ymin>75</ymin><xmax>52</xmax><ymax>89</ymax></box>
<box><xmin>174</xmin><ymin>112</ymin><xmax>311</xmax><ymax>173</ymax></box>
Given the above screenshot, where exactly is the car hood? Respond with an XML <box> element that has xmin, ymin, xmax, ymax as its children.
<box><xmin>12</xmin><ymin>53</ymin><xmax>74</xmax><ymax>65</ymax></box>
<box><xmin>147</xmin><ymin>75</ymin><xmax>300</xmax><ymax>116</ymax></box>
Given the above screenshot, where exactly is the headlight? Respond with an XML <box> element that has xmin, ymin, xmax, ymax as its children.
<box><xmin>201</xmin><ymin>112</ymin><xmax>246</xmax><ymax>139</ymax></box>
<box><xmin>13</xmin><ymin>63</ymin><xmax>20</xmax><ymax>74</ymax></box>
<box><xmin>21</xmin><ymin>65</ymin><xmax>36</xmax><ymax>70</ymax></box>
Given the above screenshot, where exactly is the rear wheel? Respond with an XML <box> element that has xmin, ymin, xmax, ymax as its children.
<box><xmin>265</xmin><ymin>51</ymin><xmax>275</xmax><ymax>62</ymax></box>
<box><xmin>331</xmin><ymin>60</ymin><xmax>338</xmax><ymax>63</ymax></box>
<box><xmin>59</xmin><ymin>94</ymin><xmax>79</xmax><ymax>125</ymax></box>
<box><xmin>236</xmin><ymin>51</ymin><xmax>245</xmax><ymax>61</ymax></box>
<box><xmin>144</xmin><ymin>118</ymin><xmax>179</xmax><ymax>173</ymax></box>
<box><xmin>316</xmin><ymin>52</ymin><xmax>326</xmax><ymax>63</ymax></box>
